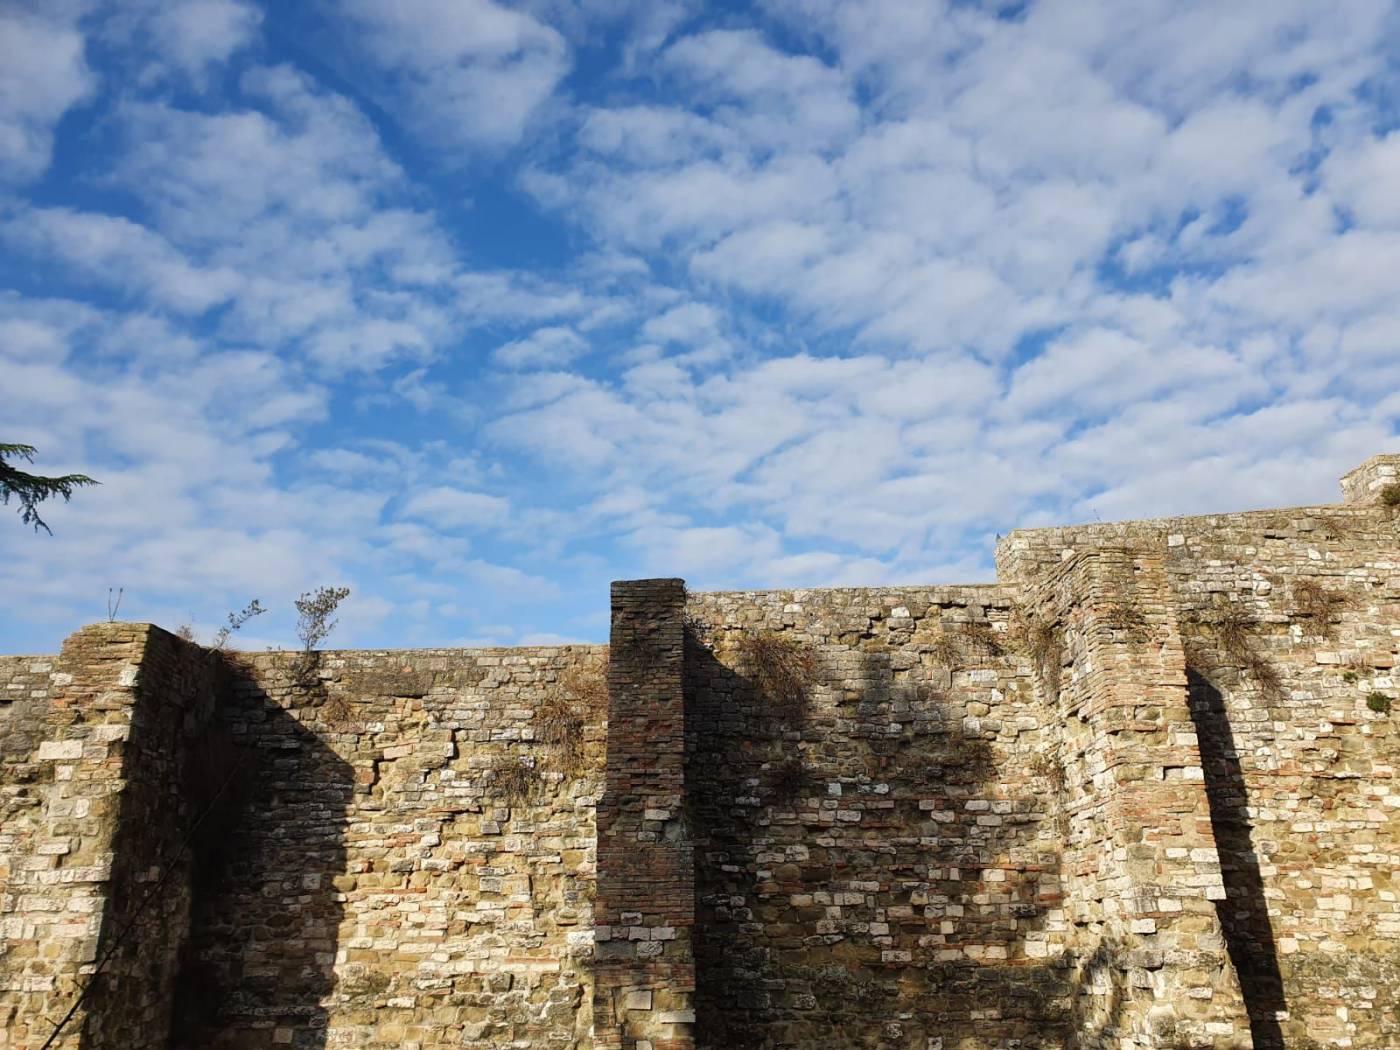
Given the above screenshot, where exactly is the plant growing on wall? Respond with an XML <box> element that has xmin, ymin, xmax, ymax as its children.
<box><xmin>1366</xmin><ymin>692</ymin><xmax>1392</xmax><ymax>715</ymax></box>
<box><xmin>296</xmin><ymin>586</ymin><xmax>350</xmax><ymax>653</ymax></box>
<box><xmin>1187</xmin><ymin>599</ymin><xmax>1285</xmax><ymax>704</ymax></box>
<box><xmin>536</xmin><ymin>653</ymin><xmax>607</xmax><ymax>775</ymax></box>
<box><xmin>961</xmin><ymin>621</ymin><xmax>1003</xmax><ymax>659</ymax></box>
<box><xmin>1381</xmin><ymin>482</ymin><xmax>1400</xmax><ymax>507</ymax></box>
<box><xmin>930</xmin><ymin>621</ymin><xmax>1005</xmax><ymax>668</ymax></box>
<box><xmin>492</xmin><ymin>756</ymin><xmax>539</xmax><ymax>802</ymax></box>
<box><xmin>1291</xmin><ymin>579</ymin><xmax>1348</xmax><ymax>639</ymax></box>
<box><xmin>213</xmin><ymin>599</ymin><xmax>266</xmax><ymax>649</ymax></box>
<box><xmin>1012</xmin><ymin>608</ymin><xmax>1064</xmax><ymax>698</ymax></box>
<box><xmin>766</xmin><ymin>755</ymin><xmax>807</xmax><ymax>802</ymax></box>
<box><xmin>179</xmin><ymin>600</ymin><xmax>267</xmax><ymax>648</ymax></box>
<box><xmin>740</xmin><ymin>630</ymin><xmax>816</xmax><ymax>720</ymax></box>
<box><xmin>291</xmin><ymin>586</ymin><xmax>351</xmax><ymax>720</ymax></box>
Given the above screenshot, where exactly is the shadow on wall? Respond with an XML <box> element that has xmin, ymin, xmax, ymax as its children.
<box><xmin>1186</xmin><ymin>669</ymin><xmax>1286</xmax><ymax>1050</ymax></box>
<box><xmin>169</xmin><ymin>666</ymin><xmax>353</xmax><ymax>1050</ymax></box>
<box><xmin>684</xmin><ymin>631</ymin><xmax>1070</xmax><ymax>1049</ymax></box>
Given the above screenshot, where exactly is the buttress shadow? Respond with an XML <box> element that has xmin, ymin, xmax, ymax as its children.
<box><xmin>1186</xmin><ymin>668</ymin><xmax>1285</xmax><ymax>1050</ymax></box>
<box><xmin>684</xmin><ymin>630</ymin><xmax>1066</xmax><ymax>1049</ymax></box>
<box><xmin>169</xmin><ymin>661</ymin><xmax>352</xmax><ymax>1050</ymax></box>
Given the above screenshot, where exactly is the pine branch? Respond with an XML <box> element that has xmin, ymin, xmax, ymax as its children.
<box><xmin>0</xmin><ymin>443</ymin><xmax>99</xmax><ymax>535</ymax></box>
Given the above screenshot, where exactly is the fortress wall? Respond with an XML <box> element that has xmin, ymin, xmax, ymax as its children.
<box><xmin>170</xmin><ymin>644</ymin><xmax>607</xmax><ymax>1050</ymax></box>
<box><xmin>999</xmin><ymin>472</ymin><xmax>1400</xmax><ymax>1047</ymax></box>
<box><xmin>682</xmin><ymin>584</ymin><xmax>1073</xmax><ymax>1049</ymax></box>
<box><xmin>3</xmin><ymin>452</ymin><xmax>1396</xmax><ymax>1050</ymax></box>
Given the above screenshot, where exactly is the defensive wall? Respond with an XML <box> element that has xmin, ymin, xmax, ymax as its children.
<box><xmin>1</xmin><ymin>453</ymin><xmax>1397</xmax><ymax>1049</ymax></box>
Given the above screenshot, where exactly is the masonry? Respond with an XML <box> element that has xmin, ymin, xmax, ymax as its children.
<box><xmin>1</xmin><ymin>453</ymin><xmax>1397</xmax><ymax>1049</ymax></box>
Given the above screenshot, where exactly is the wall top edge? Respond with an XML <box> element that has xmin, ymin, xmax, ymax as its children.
<box><xmin>25</xmin><ymin>626</ymin><xmax>612</xmax><ymax>662</ymax></box>
<box><xmin>999</xmin><ymin>499</ymin><xmax>1386</xmax><ymax>547</ymax></box>
<box><xmin>687</xmin><ymin>582</ymin><xmax>1011</xmax><ymax>600</ymax></box>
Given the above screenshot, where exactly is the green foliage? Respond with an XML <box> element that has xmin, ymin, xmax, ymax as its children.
<box><xmin>0</xmin><ymin>442</ymin><xmax>97</xmax><ymax>534</ymax></box>
<box><xmin>291</xmin><ymin>586</ymin><xmax>351</xmax><ymax>704</ymax></box>
<box><xmin>295</xmin><ymin>586</ymin><xmax>350</xmax><ymax>652</ymax></box>
<box><xmin>212</xmin><ymin>599</ymin><xmax>266</xmax><ymax>649</ymax></box>
<box><xmin>1366</xmin><ymin>692</ymin><xmax>1392</xmax><ymax>715</ymax></box>
<box><xmin>1381</xmin><ymin>482</ymin><xmax>1400</xmax><ymax>507</ymax></box>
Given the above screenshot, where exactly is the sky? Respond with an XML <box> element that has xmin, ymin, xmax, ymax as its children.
<box><xmin>2</xmin><ymin>0</ymin><xmax>1399</xmax><ymax>654</ymax></box>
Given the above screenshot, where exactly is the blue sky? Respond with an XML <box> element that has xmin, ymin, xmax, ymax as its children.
<box><xmin>3</xmin><ymin>0</ymin><xmax>1398</xmax><ymax>654</ymax></box>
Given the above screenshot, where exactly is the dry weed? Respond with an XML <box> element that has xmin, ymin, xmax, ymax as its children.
<box><xmin>741</xmin><ymin>631</ymin><xmax>816</xmax><ymax>715</ymax></box>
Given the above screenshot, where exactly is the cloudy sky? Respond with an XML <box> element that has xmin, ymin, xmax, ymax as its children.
<box><xmin>2</xmin><ymin>0</ymin><xmax>1398</xmax><ymax>653</ymax></box>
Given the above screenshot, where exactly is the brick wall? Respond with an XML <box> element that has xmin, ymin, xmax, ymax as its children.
<box><xmin>593</xmin><ymin>579</ymin><xmax>694</xmax><ymax>1050</ymax></box>
<box><xmin>1026</xmin><ymin>549</ymin><xmax>1250</xmax><ymax>1048</ymax></box>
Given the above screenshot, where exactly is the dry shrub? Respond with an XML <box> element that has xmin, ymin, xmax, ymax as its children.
<box><xmin>929</xmin><ymin>630</ymin><xmax>963</xmax><ymax>667</ymax></box>
<box><xmin>1381</xmin><ymin>482</ymin><xmax>1400</xmax><ymax>507</ymax></box>
<box><xmin>534</xmin><ymin>692</ymin><xmax>584</xmax><ymax>770</ymax></box>
<box><xmin>535</xmin><ymin>654</ymin><xmax>607</xmax><ymax>775</ymax></box>
<box><xmin>1292</xmin><ymin>579</ymin><xmax>1348</xmax><ymax>638</ymax></box>
<box><xmin>322</xmin><ymin>692</ymin><xmax>353</xmax><ymax>726</ymax></box>
<box><xmin>1213</xmin><ymin>603</ymin><xmax>1257</xmax><ymax>664</ymax></box>
<box><xmin>1028</xmin><ymin>748</ymin><xmax>1067</xmax><ymax>796</ymax></box>
<box><xmin>492</xmin><ymin>757</ymin><xmax>538</xmax><ymax>803</ymax></box>
<box><xmin>1194</xmin><ymin>601</ymin><xmax>1285</xmax><ymax>704</ymax></box>
<box><xmin>962</xmin><ymin>622</ymin><xmax>1003</xmax><ymax>659</ymax></box>
<box><xmin>930</xmin><ymin>621</ymin><xmax>1002</xmax><ymax>667</ymax></box>
<box><xmin>559</xmin><ymin>655</ymin><xmax>609</xmax><ymax>715</ymax></box>
<box><xmin>1013</xmin><ymin>609</ymin><xmax>1064</xmax><ymax>697</ymax></box>
<box><xmin>741</xmin><ymin>631</ymin><xmax>816</xmax><ymax>716</ymax></box>
<box><xmin>1100</xmin><ymin>603</ymin><xmax>1148</xmax><ymax>639</ymax></box>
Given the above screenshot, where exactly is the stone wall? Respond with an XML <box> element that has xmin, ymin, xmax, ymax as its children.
<box><xmin>0</xmin><ymin>625</ymin><xmax>221</xmax><ymax>1050</ymax></box>
<box><xmin>998</xmin><ymin>455</ymin><xmax>1400</xmax><ymax>1048</ymax></box>
<box><xmin>1024</xmin><ymin>550</ymin><xmax>1250</xmax><ymax>1049</ymax></box>
<box><xmin>683</xmin><ymin>584</ymin><xmax>1071</xmax><ymax>1049</ymax></box>
<box><xmin>172</xmin><ymin>643</ymin><xmax>608</xmax><ymax>1050</ymax></box>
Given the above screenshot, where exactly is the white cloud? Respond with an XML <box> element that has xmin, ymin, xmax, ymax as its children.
<box><xmin>494</xmin><ymin>326</ymin><xmax>589</xmax><ymax>369</ymax></box>
<box><xmin>4</xmin><ymin>0</ymin><xmax>1399</xmax><ymax>653</ymax></box>
<box><xmin>1325</xmin><ymin>131</ymin><xmax>1400</xmax><ymax>229</ymax></box>
<box><xmin>0</xmin><ymin>206</ymin><xmax>242</xmax><ymax>314</ymax></box>
<box><xmin>148</xmin><ymin>0</ymin><xmax>262</xmax><ymax>78</ymax></box>
<box><xmin>0</xmin><ymin>9</ymin><xmax>94</xmax><ymax>183</ymax></box>
<box><xmin>96</xmin><ymin>0</ymin><xmax>263</xmax><ymax>85</ymax></box>
<box><xmin>663</xmin><ymin>29</ymin><xmax>859</xmax><ymax>152</ymax></box>
<box><xmin>399</xmin><ymin>487</ymin><xmax>510</xmax><ymax>529</ymax></box>
<box><xmin>338</xmin><ymin>0</ymin><xmax>570</xmax><ymax>152</ymax></box>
